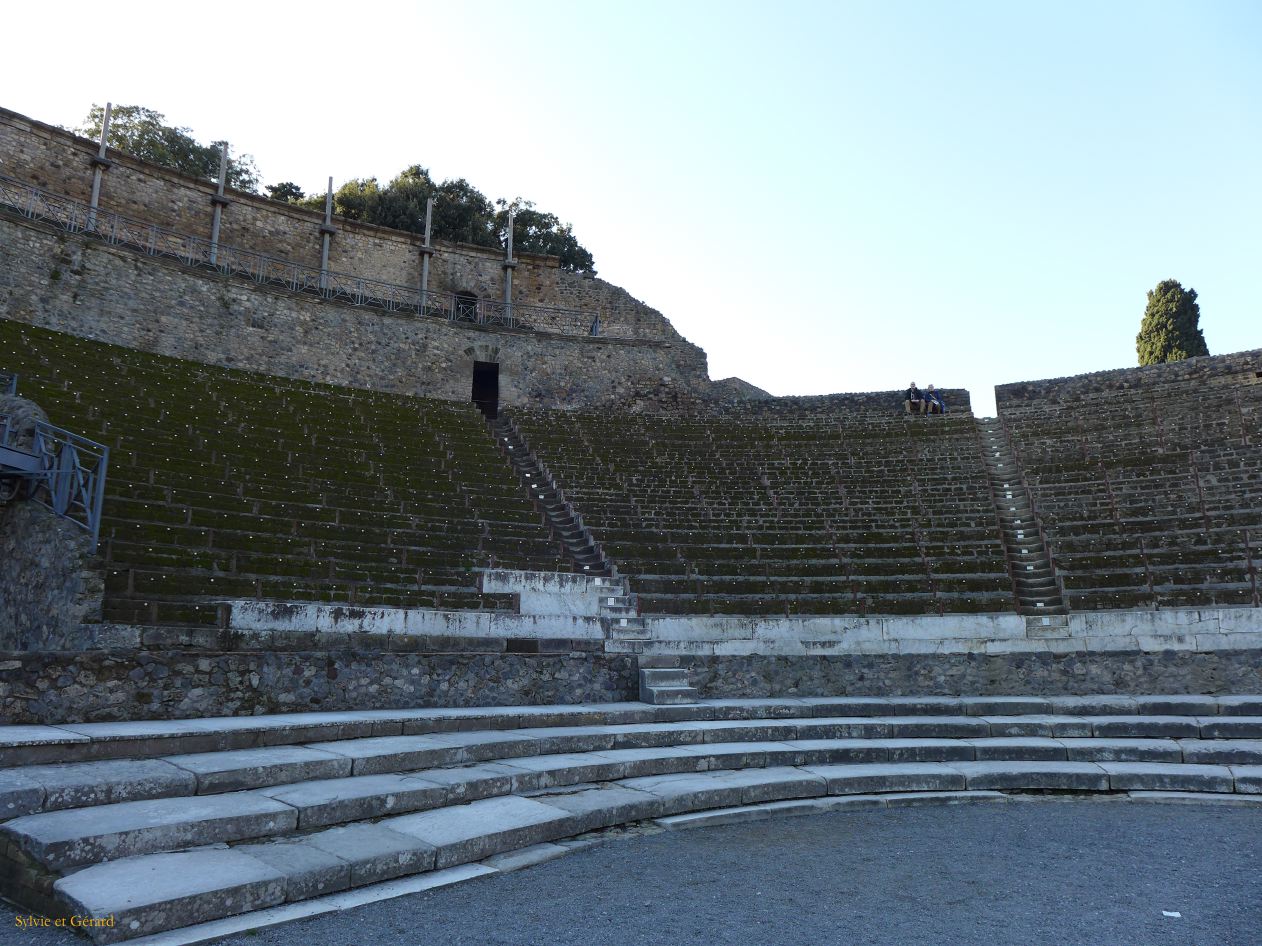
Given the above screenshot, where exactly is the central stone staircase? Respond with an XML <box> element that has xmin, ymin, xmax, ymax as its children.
<box><xmin>3</xmin><ymin>694</ymin><xmax>1262</xmax><ymax>943</ymax></box>
<box><xmin>977</xmin><ymin>417</ymin><xmax>1067</xmax><ymax>614</ymax></box>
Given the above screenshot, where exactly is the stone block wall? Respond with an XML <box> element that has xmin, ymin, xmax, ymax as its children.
<box><xmin>0</xmin><ymin>106</ymin><xmax>686</xmax><ymax>343</ymax></box>
<box><xmin>0</xmin><ymin>396</ymin><xmax>103</xmax><ymax>650</ymax></box>
<box><xmin>0</xmin><ymin>649</ymin><xmax>638</xmax><ymax>724</ymax></box>
<box><xmin>996</xmin><ymin>349</ymin><xmax>1262</xmax><ymax>409</ymax></box>
<box><xmin>0</xmin><ymin>214</ymin><xmax>712</xmax><ymax>409</ymax></box>
<box><xmin>682</xmin><ymin>649</ymin><xmax>1262</xmax><ymax>698</ymax></box>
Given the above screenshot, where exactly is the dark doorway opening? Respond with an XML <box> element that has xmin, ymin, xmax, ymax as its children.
<box><xmin>472</xmin><ymin>361</ymin><xmax>499</xmax><ymax>419</ymax></box>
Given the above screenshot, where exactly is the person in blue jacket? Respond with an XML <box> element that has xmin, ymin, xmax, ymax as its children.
<box><xmin>925</xmin><ymin>384</ymin><xmax>948</xmax><ymax>414</ymax></box>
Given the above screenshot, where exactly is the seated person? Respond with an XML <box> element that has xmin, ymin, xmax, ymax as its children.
<box><xmin>925</xmin><ymin>384</ymin><xmax>948</xmax><ymax>414</ymax></box>
<box><xmin>904</xmin><ymin>382</ymin><xmax>926</xmax><ymax>414</ymax></box>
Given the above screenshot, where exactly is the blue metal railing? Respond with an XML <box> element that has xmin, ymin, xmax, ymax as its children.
<box><xmin>0</xmin><ymin>412</ymin><xmax>110</xmax><ymax>552</ymax></box>
<box><xmin>0</xmin><ymin>174</ymin><xmax>615</xmax><ymax>339</ymax></box>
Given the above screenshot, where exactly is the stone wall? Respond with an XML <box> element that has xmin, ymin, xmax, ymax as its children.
<box><xmin>0</xmin><ymin>649</ymin><xmax>638</xmax><ymax>724</ymax></box>
<box><xmin>682</xmin><ymin>649</ymin><xmax>1262</xmax><ymax>698</ymax></box>
<box><xmin>631</xmin><ymin>607</ymin><xmax>1262</xmax><ymax>657</ymax></box>
<box><xmin>0</xmin><ymin>396</ymin><xmax>103</xmax><ymax>650</ymax></box>
<box><xmin>0</xmin><ymin>106</ymin><xmax>688</xmax><ymax>344</ymax></box>
<box><xmin>996</xmin><ymin>349</ymin><xmax>1262</xmax><ymax>408</ymax></box>
<box><xmin>0</xmin><ymin>214</ymin><xmax>712</xmax><ymax>409</ymax></box>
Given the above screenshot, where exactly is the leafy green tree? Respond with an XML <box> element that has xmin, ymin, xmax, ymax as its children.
<box><xmin>265</xmin><ymin>182</ymin><xmax>306</xmax><ymax>203</ymax></box>
<box><xmin>495</xmin><ymin>198</ymin><xmax>595</xmax><ymax>274</ymax></box>
<box><xmin>75</xmin><ymin>104</ymin><xmax>260</xmax><ymax>193</ymax></box>
<box><xmin>1137</xmin><ymin>279</ymin><xmax>1210</xmax><ymax>365</ymax></box>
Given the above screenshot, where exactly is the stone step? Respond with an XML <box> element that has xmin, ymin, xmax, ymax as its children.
<box><xmin>37</xmin><ymin>759</ymin><xmax>1262</xmax><ymax>942</ymax></box>
<box><xmin>639</xmin><ymin>668</ymin><xmax>689</xmax><ymax>687</ymax></box>
<box><xmin>640</xmin><ymin>685</ymin><xmax>701</xmax><ymax>706</ymax></box>
<box><xmin>6</xmin><ymin>718</ymin><xmax>1262</xmax><ymax>821</ymax></box>
<box><xmin>6</xmin><ymin>698</ymin><xmax>1262</xmax><ymax>767</ymax></box>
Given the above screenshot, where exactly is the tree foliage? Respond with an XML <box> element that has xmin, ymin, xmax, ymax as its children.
<box><xmin>323</xmin><ymin>167</ymin><xmax>595</xmax><ymax>273</ymax></box>
<box><xmin>73</xmin><ymin>104</ymin><xmax>594</xmax><ymax>272</ymax></box>
<box><xmin>1136</xmin><ymin>279</ymin><xmax>1210</xmax><ymax>366</ymax></box>
<box><xmin>265</xmin><ymin>182</ymin><xmax>306</xmax><ymax>203</ymax></box>
<box><xmin>75</xmin><ymin>105</ymin><xmax>260</xmax><ymax>193</ymax></box>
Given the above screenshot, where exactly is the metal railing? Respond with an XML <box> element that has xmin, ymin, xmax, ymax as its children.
<box><xmin>0</xmin><ymin>174</ymin><xmax>609</xmax><ymax>338</ymax></box>
<box><xmin>0</xmin><ymin>370</ymin><xmax>15</xmax><ymax>397</ymax></box>
<box><xmin>0</xmin><ymin>413</ymin><xmax>110</xmax><ymax>551</ymax></box>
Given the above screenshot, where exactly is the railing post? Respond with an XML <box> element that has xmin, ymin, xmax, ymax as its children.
<box><xmin>418</xmin><ymin>196</ymin><xmax>434</xmax><ymax>311</ymax></box>
<box><xmin>87</xmin><ymin>102</ymin><xmax>113</xmax><ymax>231</ymax></box>
<box><xmin>209</xmin><ymin>142</ymin><xmax>229</xmax><ymax>266</ymax></box>
<box><xmin>502</xmin><ymin>210</ymin><xmax>516</xmax><ymax>325</ymax></box>
<box><xmin>319</xmin><ymin>177</ymin><xmax>335</xmax><ymax>293</ymax></box>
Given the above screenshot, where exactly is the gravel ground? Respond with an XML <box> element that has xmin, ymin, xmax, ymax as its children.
<box><xmin>3</xmin><ymin>799</ymin><xmax>1260</xmax><ymax>946</ymax></box>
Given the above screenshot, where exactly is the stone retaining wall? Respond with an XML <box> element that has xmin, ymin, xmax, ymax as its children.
<box><xmin>0</xmin><ymin>649</ymin><xmax>638</xmax><ymax>724</ymax></box>
<box><xmin>636</xmin><ymin>607</ymin><xmax>1262</xmax><ymax>657</ymax></box>
<box><xmin>0</xmin><ymin>106</ymin><xmax>686</xmax><ymax>343</ymax></box>
<box><xmin>0</xmin><ymin>396</ymin><xmax>103</xmax><ymax>651</ymax></box>
<box><xmin>0</xmin><ymin>214</ymin><xmax>711</xmax><ymax>409</ymax></box>
<box><xmin>996</xmin><ymin>349</ymin><xmax>1262</xmax><ymax>407</ymax></box>
<box><xmin>683</xmin><ymin>649</ymin><xmax>1262</xmax><ymax>698</ymax></box>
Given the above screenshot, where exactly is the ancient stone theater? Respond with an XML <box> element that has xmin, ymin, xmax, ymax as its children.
<box><xmin>1</xmin><ymin>103</ymin><xmax>1260</xmax><ymax>941</ymax></box>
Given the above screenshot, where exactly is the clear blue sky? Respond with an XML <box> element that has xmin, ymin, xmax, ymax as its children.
<box><xmin>3</xmin><ymin>1</ymin><xmax>1259</xmax><ymax>414</ymax></box>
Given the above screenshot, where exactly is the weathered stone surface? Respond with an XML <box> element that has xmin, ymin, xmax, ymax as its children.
<box><xmin>2</xmin><ymin>791</ymin><xmax>297</xmax><ymax>870</ymax></box>
<box><xmin>260</xmin><ymin>774</ymin><xmax>448</xmax><ymax>829</ymax></box>
<box><xmin>535</xmin><ymin>784</ymin><xmax>666</xmax><ymax>833</ymax></box>
<box><xmin>709</xmin><ymin>766</ymin><xmax>828</xmax><ymax>804</ymax></box>
<box><xmin>53</xmin><ymin>849</ymin><xmax>286</xmax><ymax>944</ymax></box>
<box><xmin>800</xmin><ymin>762</ymin><xmax>965</xmax><ymax>795</ymax></box>
<box><xmin>681</xmin><ymin>653</ymin><xmax>1262</xmax><ymax>700</ymax></box>
<box><xmin>0</xmin><ymin>650</ymin><xmax>637</xmax><ymax>725</ymax></box>
<box><xmin>164</xmin><ymin>746</ymin><xmax>351</xmax><ymax>793</ymax></box>
<box><xmin>950</xmin><ymin>760</ymin><xmax>1109</xmax><ymax>791</ymax></box>
<box><xmin>1178</xmin><ymin>739</ymin><xmax>1262</xmax><ymax>765</ymax></box>
<box><xmin>385</xmin><ymin>795</ymin><xmax>574</xmax><ymax>868</ymax></box>
<box><xmin>1058</xmin><ymin>738</ymin><xmax>1182</xmax><ymax>763</ymax></box>
<box><xmin>967</xmin><ymin>738</ymin><xmax>1065</xmax><ymax>761</ymax></box>
<box><xmin>407</xmin><ymin>763</ymin><xmax>523</xmax><ymax>804</ymax></box>
<box><xmin>1098</xmin><ymin>762</ymin><xmax>1234</xmax><ymax>793</ymax></box>
<box><xmin>234</xmin><ymin>838</ymin><xmax>351</xmax><ymax>901</ymax></box>
<box><xmin>1230</xmin><ymin>765</ymin><xmax>1262</xmax><ymax>793</ymax></box>
<box><xmin>22</xmin><ymin>759</ymin><xmax>195</xmax><ymax>811</ymax></box>
<box><xmin>619</xmin><ymin>772</ymin><xmax>749</xmax><ymax>815</ymax></box>
<box><xmin>1090</xmin><ymin>716</ymin><xmax>1201</xmax><ymax>739</ymax></box>
<box><xmin>0</xmin><ymin>769</ymin><xmax>44</xmax><ymax>818</ymax></box>
<box><xmin>587</xmin><ymin>746</ymin><xmax>711</xmax><ymax>778</ymax></box>
<box><xmin>878</xmin><ymin>738</ymin><xmax>975</xmax><ymax>762</ymax></box>
<box><xmin>1198</xmin><ymin>717</ymin><xmax>1262</xmax><ymax>739</ymax></box>
<box><xmin>307</xmin><ymin>735</ymin><xmax>466</xmax><ymax>777</ymax></box>
<box><xmin>0</xmin><ymin>493</ymin><xmax>100</xmax><ymax>652</ymax></box>
<box><xmin>498</xmin><ymin>752</ymin><xmax>625</xmax><ymax>788</ymax></box>
<box><xmin>302</xmin><ymin>823</ymin><xmax>436</xmax><ymax>886</ymax></box>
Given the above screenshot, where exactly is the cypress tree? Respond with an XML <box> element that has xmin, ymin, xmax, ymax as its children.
<box><xmin>1136</xmin><ymin>279</ymin><xmax>1210</xmax><ymax>366</ymax></box>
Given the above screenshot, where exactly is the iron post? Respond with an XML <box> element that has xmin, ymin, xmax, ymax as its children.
<box><xmin>209</xmin><ymin>142</ymin><xmax>229</xmax><ymax>266</ymax></box>
<box><xmin>87</xmin><ymin>102</ymin><xmax>113</xmax><ymax>230</ymax></box>
<box><xmin>502</xmin><ymin>210</ymin><xmax>516</xmax><ymax>324</ymax></box>
<box><xmin>319</xmin><ymin>176</ymin><xmax>335</xmax><ymax>292</ymax></box>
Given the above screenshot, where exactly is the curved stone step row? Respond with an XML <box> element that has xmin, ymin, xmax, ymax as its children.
<box><xmin>6</xmin><ymin>695</ymin><xmax>1262</xmax><ymax>768</ymax></box>
<box><xmin>9</xmin><ymin>730</ymin><xmax>1262</xmax><ymax>874</ymax></box>
<box><xmin>6</xmin><ymin>712</ymin><xmax>1262</xmax><ymax>819</ymax></box>
<box><xmin>41</xmin><ymin>758</ymin><xmax>1262</xmax><ymax>944</ymax></box>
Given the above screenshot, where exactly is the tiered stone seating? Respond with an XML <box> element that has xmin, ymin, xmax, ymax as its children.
<box><xmin>998</xmin><ymin>362</ymin><xmax>1262</xmax><ymax>611</ymax></box>
<box><xmin>3</xmin><ymin>695</ymin><xmax>1260</xmax><ymax>942</ymax></box>
<box><xmin>0</xmin><ymin>320</ymin><xmax>566</xmax><ymax>624</ymax></box>
<box><xmin>514</xmin><ymin>394</ymin><xmax>1013</xmax><ymax>615</ymax></box>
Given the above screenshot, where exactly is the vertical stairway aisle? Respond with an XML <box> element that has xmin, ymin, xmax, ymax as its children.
<box><xmin>491</xmin><ymin>413</ymin><xmax>611</xmax><ymax>576</ymax></box>
<box><xmin>976</xmin><ymin>417</ymin><xmax>1068</xmax><ymax>615</ymax></box>
<box><xmin>490</xmin><ymin>412</ymin><xmax>657</xmax><ymax>646</ymax></box>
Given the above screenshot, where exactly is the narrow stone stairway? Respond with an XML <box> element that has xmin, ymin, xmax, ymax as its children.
<box><xmin>976</xmin><ymin>417</ymin><xmax>1068</xmax><ymax>615</ymax></box>
<box><xmin>493</xmin><ymin>413</ymin><xmax>611</xmax><ymax>576</ymax></box>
